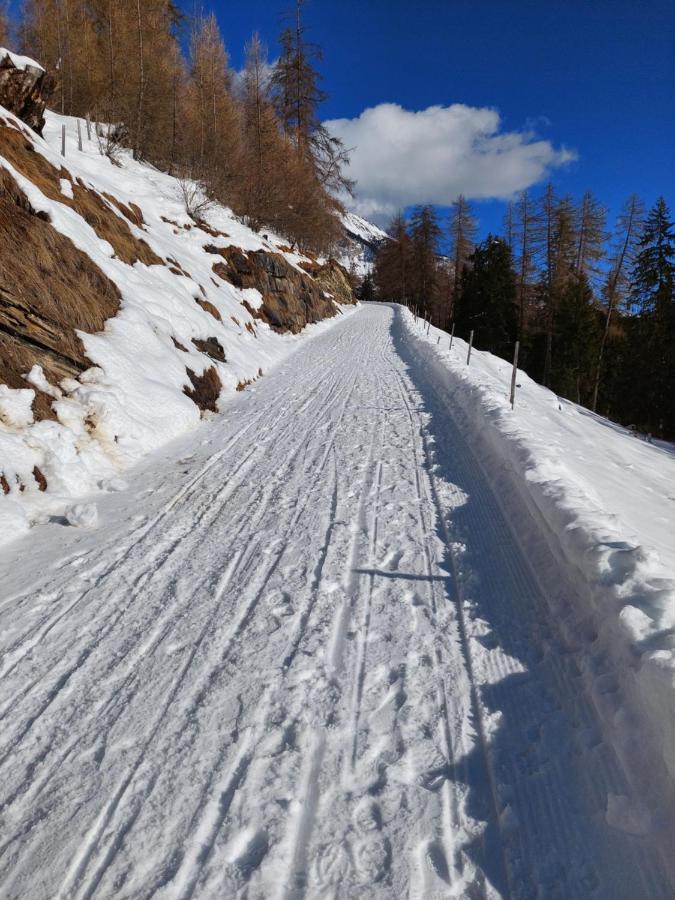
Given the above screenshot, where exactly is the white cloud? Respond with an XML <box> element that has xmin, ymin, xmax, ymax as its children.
<box><xmin>324</xmin><ymin>103</ymin><xmax>577</xmax><ymax>224</ymax></box>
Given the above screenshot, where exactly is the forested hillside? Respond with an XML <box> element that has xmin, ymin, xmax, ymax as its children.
<box><xmin>5</xmin><ymin>0</ymin><xmax>350</xmax><ymax>253</ymax></box>
<box><xmin>374</xmin><ymin>192</ymin><xmax>675</xmax><ymax>439</ymax></box>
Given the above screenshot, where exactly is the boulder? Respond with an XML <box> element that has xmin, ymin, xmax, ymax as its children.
<box><xmin>0</xmin><ymin>49</ymin><xmax>54</xmax><ymax>135</ymax></box>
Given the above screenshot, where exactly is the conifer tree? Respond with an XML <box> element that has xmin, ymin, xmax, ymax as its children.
<box><xmin>574</xmin><ymin>191</ymin><xmax>606</xmax><ymax>281</ymax></box>
<box><xmin>591</xmin><ymin>194</ymin><xmax>644</xmax><ymax>411</ymax></box>
<box><xmin>240</xmin><ymin>32</ymin><xmax>287</xmax><ymax>228</ymax></box>
<box><xmin>271</xmin><ymin>0</ymin><xmax>351</xmax><ymax>194</ymax></box>
<box><xmin>456</xmin><ymin>235</ymin><xmax>517</xmax><ymax>359</ymax></box>
<box><xmin>511</xmin><ymin>189</ymin><xmax>538</xmax><ymax>341</ymax></box>
<box><xmin>537</xmin><ymin>187</ymin><xmax>577</xmax><ymax>385</ymax></box>
<box><xmin>374</xmin><ymin>213</ymin><xmax>412</xmax><ymax>306</ymax></box>
<box><xmin>449</xmin><ymin>194</ymin><xmax>477</xmax><ymax>313</ymax></box>
<box><xmin>551</xmin><ymin>273</ymin><xmax>600</xmax><ymax>404</ymax></box>
<box><xmin>187</xmin><ymin>13</ymin><xmax>241</xmax><ymax>198</ymax></box>
<box><xmin>410</xmin><ymin>205</ymin><xmax>442</xmax><ymax>318</ymax></box>
<box><xmin>629</xmin><ymin>198</ymin><xmax>675</xmax><ymax>435</ymax></box>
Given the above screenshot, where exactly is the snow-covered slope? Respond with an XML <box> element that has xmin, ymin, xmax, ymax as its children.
<box><xmin>337</xmin><ymin>211</ymin><xmax>388</xmax><ymax>276</ymax></box>
<box><xmin>0</xmin><ymin>107</ymin><xmax>354</xmax><ymax>544</ymax></box>
<box><xmin>403</xmin><ymin>308</ymin><xmax>675</xmax><ymax>824</ymax></box>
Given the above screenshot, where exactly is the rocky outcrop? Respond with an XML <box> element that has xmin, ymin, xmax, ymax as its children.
<box><xmin>0</xmin><ymin>49</ymin><xmax>54</xmax><ymax>135</ymax></box>
<box><xmin>299</xmin><ymin>258</ymin><xmax>355</xmax><ymax>306</ymax></box>
<box><xmin>0</xmin><ymin>165</ymin><xmax>121</xmax><ymax>419</ymax></box>
<box><xmin>213</xmin><ymin>247</ymin><xmax>354</xmax><ymax>333</ymax></box>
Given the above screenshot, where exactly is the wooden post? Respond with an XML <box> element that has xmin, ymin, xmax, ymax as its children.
<box><xmin>77</xmin><ymin>119</ymin><xmax>83</xmax><ymax>151</ymax></box>
<box><xmin>85</xmin><ymin>115</ymin><xmax>91</xmax><ymax>140</ymax></box>
<box><xmin>466</xmin><ymin>330</ymin><xmax>474</xmax><ymax>365</ymax></box>
<box><xmin>61</xmin><ymin>124</ymin><xmax>66</xmax><ymax>157</ymax></box>
<box><xmin>510</xmin><ymin>340</ymin><xmax>520</xmax><ymax>409</ymax></box>
<box><xmin>436</xmin><ymin>335</ymin><xmax>440</xmax><ymax>344</ymax></box>
<box><xmin>426</xmin><ymin>319</ymin><xmax>431</xmax><ymax>335</ymax></box>
<box><xmin>449</xmin><ymin>322</ymin><xmax>455</xmax><ymax>351</ymax></box>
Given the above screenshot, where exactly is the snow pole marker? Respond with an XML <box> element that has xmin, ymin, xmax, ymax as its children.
<box><xmin>466</xmin><ymin>330</ymin><xmax>474</xmax><ymax>365</ymax></box>
<box><xmin>77</xmin><ymin>119</ymin><xmax>83</xmax><ymax>152</ymax></box>
<box><xmin>437</xmin><ymin>335</ymin><xmax>440</xmax><ymax>344</ymax></box>
<box><xmin>85</xmin><ymin>114</ymin><xmax>91</xmax><ymax>140</ymax></box>
<box><xmin>61</xmin><ymin>124</ymin><xmax>66</xmax><ymax>157</ymax></box>
<box><xmin>449</xmin><ymin>322</ymin><xmax>455</xmax><ymax>352</ymax></box>
<box><xmin>510</xmin><ymin>340</ymin><xmax>520</xmax><ymax>409</ymax></box>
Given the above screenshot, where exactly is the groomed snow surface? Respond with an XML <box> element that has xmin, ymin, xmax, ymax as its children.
<box><xmin>1</xmin><ymin>304</ymin><xmax>673</xmax><ymax>899</ymax></box>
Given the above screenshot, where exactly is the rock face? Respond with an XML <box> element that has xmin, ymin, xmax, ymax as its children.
<box><xmin>0</xmin><ymin>49</ymin><xmax>54</xmax><ymax>135</ymax></box>
<box><xmin>213</xmin><ymin>247</ymin><xmax>354</xmax><ymax>333</ymax></box>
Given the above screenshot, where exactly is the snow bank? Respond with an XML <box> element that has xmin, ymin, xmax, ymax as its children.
<box><xmin>0</xmin><ymin>48</ymin><xmax>44</xmax><ymax>72</ymax></box>
<box><xmin>399</xmin><ymin>305</ymin><xmax>675</xmax><ymax>823</ymax></box>
<box><xmin>0</xmin><ymin>106</ymin><xmax>354</xmax><ymax>543</ymax></box>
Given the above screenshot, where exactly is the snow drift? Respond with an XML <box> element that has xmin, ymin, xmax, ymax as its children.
<box><xmin>400</xmin><ymin>306</ymin><xmax>675</xmax><ymax>830</ymax></box>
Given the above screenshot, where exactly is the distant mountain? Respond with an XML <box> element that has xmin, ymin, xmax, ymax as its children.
<box><xmin>337</xmin><ymin>212</ymin><xmax>389</xmax><ymax>278</ymax></box>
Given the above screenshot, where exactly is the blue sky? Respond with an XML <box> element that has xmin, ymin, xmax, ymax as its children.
<box><xmin>11</xmin><ymin>0</ymin><xmax>673</xmax><ymax>241</ymax></box>
<box><xmin>187</xmin><ymin>0</ymin><xmax>673</xmax><ymax>242</ymax></box>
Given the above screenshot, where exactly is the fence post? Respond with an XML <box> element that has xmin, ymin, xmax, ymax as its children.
<box><xmin>61</xmin><ymin>124</ymin><xmax>66</xmax><ymax>157</ymax></box>
<box><xmin>85</xmin><ymin>114</ymin><xmax>91</xmax><ymax>140</ymax></box>
<box><xmin>77</xmin><ymin>119</ymin><xmax>83</xmax><ymax>151</ymax></box>
<box><xmin>510</xmin><ymin>340</ymin><xmax>520</xmax><ymax>409</ymax></box>
<box><xmin>426</xmin><ymin>319</ymin><xmax>431</xmax><ymax>335</ymax></box>
<box><xmin>466</xmin><ymin>330</ymin><xmax>474</xmax><ymax>365</ymax></box>
<box><xmin>436</xmin><ymin>335</ymin><xmax>440</xmax><ymax>344</ymax></box>
<box><xmin>449</xmin><ymin>322</ymin><xmax>455</xmax><ymax>351</ymax></box>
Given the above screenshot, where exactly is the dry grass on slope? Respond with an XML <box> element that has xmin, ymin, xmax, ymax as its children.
<box><xmin>0</xmin><ymin>121</ymin><xmax>161</xmax><ymax>266</ymax></box>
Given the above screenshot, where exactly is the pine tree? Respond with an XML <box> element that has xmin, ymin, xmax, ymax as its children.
<box><xmin>374</xmin><ymin>213</ymin><xmax>412</xmax><ymax>306</ymax></box>
<box><xmin>537</xmin><ymin>187</ymin><xmax>577</xmax><ymax>386</ymax></box>
<box><xmin>410</xmin><ymin>205</ymin><xmax>442</xmax><ymax>319</ymax></box>
<box><xmin>629</xmin><ymin>197</ymin><xmax>675</xmax><ymax>436</ymax></box>
<box><xmin>456</xmin><ymin>235</ymin><xmax>517</xmax><ymax>359</ymax></box>
<box><xmin>551</xmin><ymin>273</ymin><xmax>601</xmax><ymax>404</ymax></box>
<box><xmin>359</xmin><ymin>272</ymin><xmax>375</xmax><ymax>302</ymax></box>
<box><xmin>240</xmin><ymin>32</ymin><xmax>288</xmax><ymax>228</ymax></box>
<box><xmin>591</xmin><ymin>194</ymin><xmax>644</xmax><ymax>411</ymax></box>
<box><xmin>449</xmin><ymin>194</ymin><xmax>477</xmax><ymax>312</ymax></box>
<box><xmin>512</xmin><ymin>189</ymin><xmax>538</xmax><ymax>341</ymax></box>
<box><xmin>187</xmin><ymin>13</ymin><xmax>241</xmax><ymax>198</ymax></box>
<box><xmin>574</xmin><ymin>191</ymin><xmax>606</xmax><ymax>281</ymax></box>
<box><xmin>271</xmin><ymin>0</ymin><xmax>351</xmax><ymax>194</ymax></box>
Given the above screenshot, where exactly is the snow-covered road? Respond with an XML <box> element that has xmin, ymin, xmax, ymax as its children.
<box><xmin>0</xmin><ymin>304</ymin><xmax>672</xmax><ymax>899</ymax></box>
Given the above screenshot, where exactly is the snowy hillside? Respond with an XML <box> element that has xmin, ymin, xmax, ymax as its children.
<box><xmin>0</xmin><ymin>106</ymin><xmax>354</xmax><ymax>543</ymax></box>
<box><xmin>337</xmin><ymin>210</ymin><xmax>389</xmax><ymax>276</ymax></box>
<box><xmin>403</xmin><ymin>309</ymin><xmax>675</xmax><ymax>832</ymax></box>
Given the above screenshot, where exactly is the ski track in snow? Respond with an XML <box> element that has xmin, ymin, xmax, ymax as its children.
<box><xmin>0</xmin><ymin>304</ymin><xmax>672</xmax><ymax>899</ymax></box>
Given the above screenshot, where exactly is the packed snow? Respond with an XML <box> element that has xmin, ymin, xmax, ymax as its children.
<box><xmin>0</xmin><ymin>107</ymin><xmax>351</xmax><ymax>544</ymax></box>
<box><xmin>0</xmin><ymin>304</ymin><xmax>672</xmax><ymax>898</ymax></box>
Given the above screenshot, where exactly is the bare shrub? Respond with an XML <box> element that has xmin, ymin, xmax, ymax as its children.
<box><xmin>176</xmin><ymin>176</ymin><xmax>214</xmax><ymax>223</ymax></box>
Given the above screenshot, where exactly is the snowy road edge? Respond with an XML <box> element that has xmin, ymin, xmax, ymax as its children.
<box><xmin>397</xmin><ymin>304</ymin><xmax>675</xmax><ymax>831</ymax></box>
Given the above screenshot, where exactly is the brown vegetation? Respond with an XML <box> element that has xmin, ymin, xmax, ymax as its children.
<box><xmin>192</xmin><ymin>337</ymin><xmax>226</xmax><ymax>362</ymax></box>
<box><xmin>0</xmin><ymin>123</ymin><xmax>162</xmax><ymax>265</ymax></box>
<box><xmin>17</xmin><ymin>0</ymin><xmax>351</xmax><ymax>254</ymax></box>
<box><xmin>184</xmin><ymin>366</ymin><xmax>221</xmax><ymax>413</ymax></box>
<box><xmin>195</xmin><ymin>297</ymin><xmax>222</xmax><ymax>322</ymax></box>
